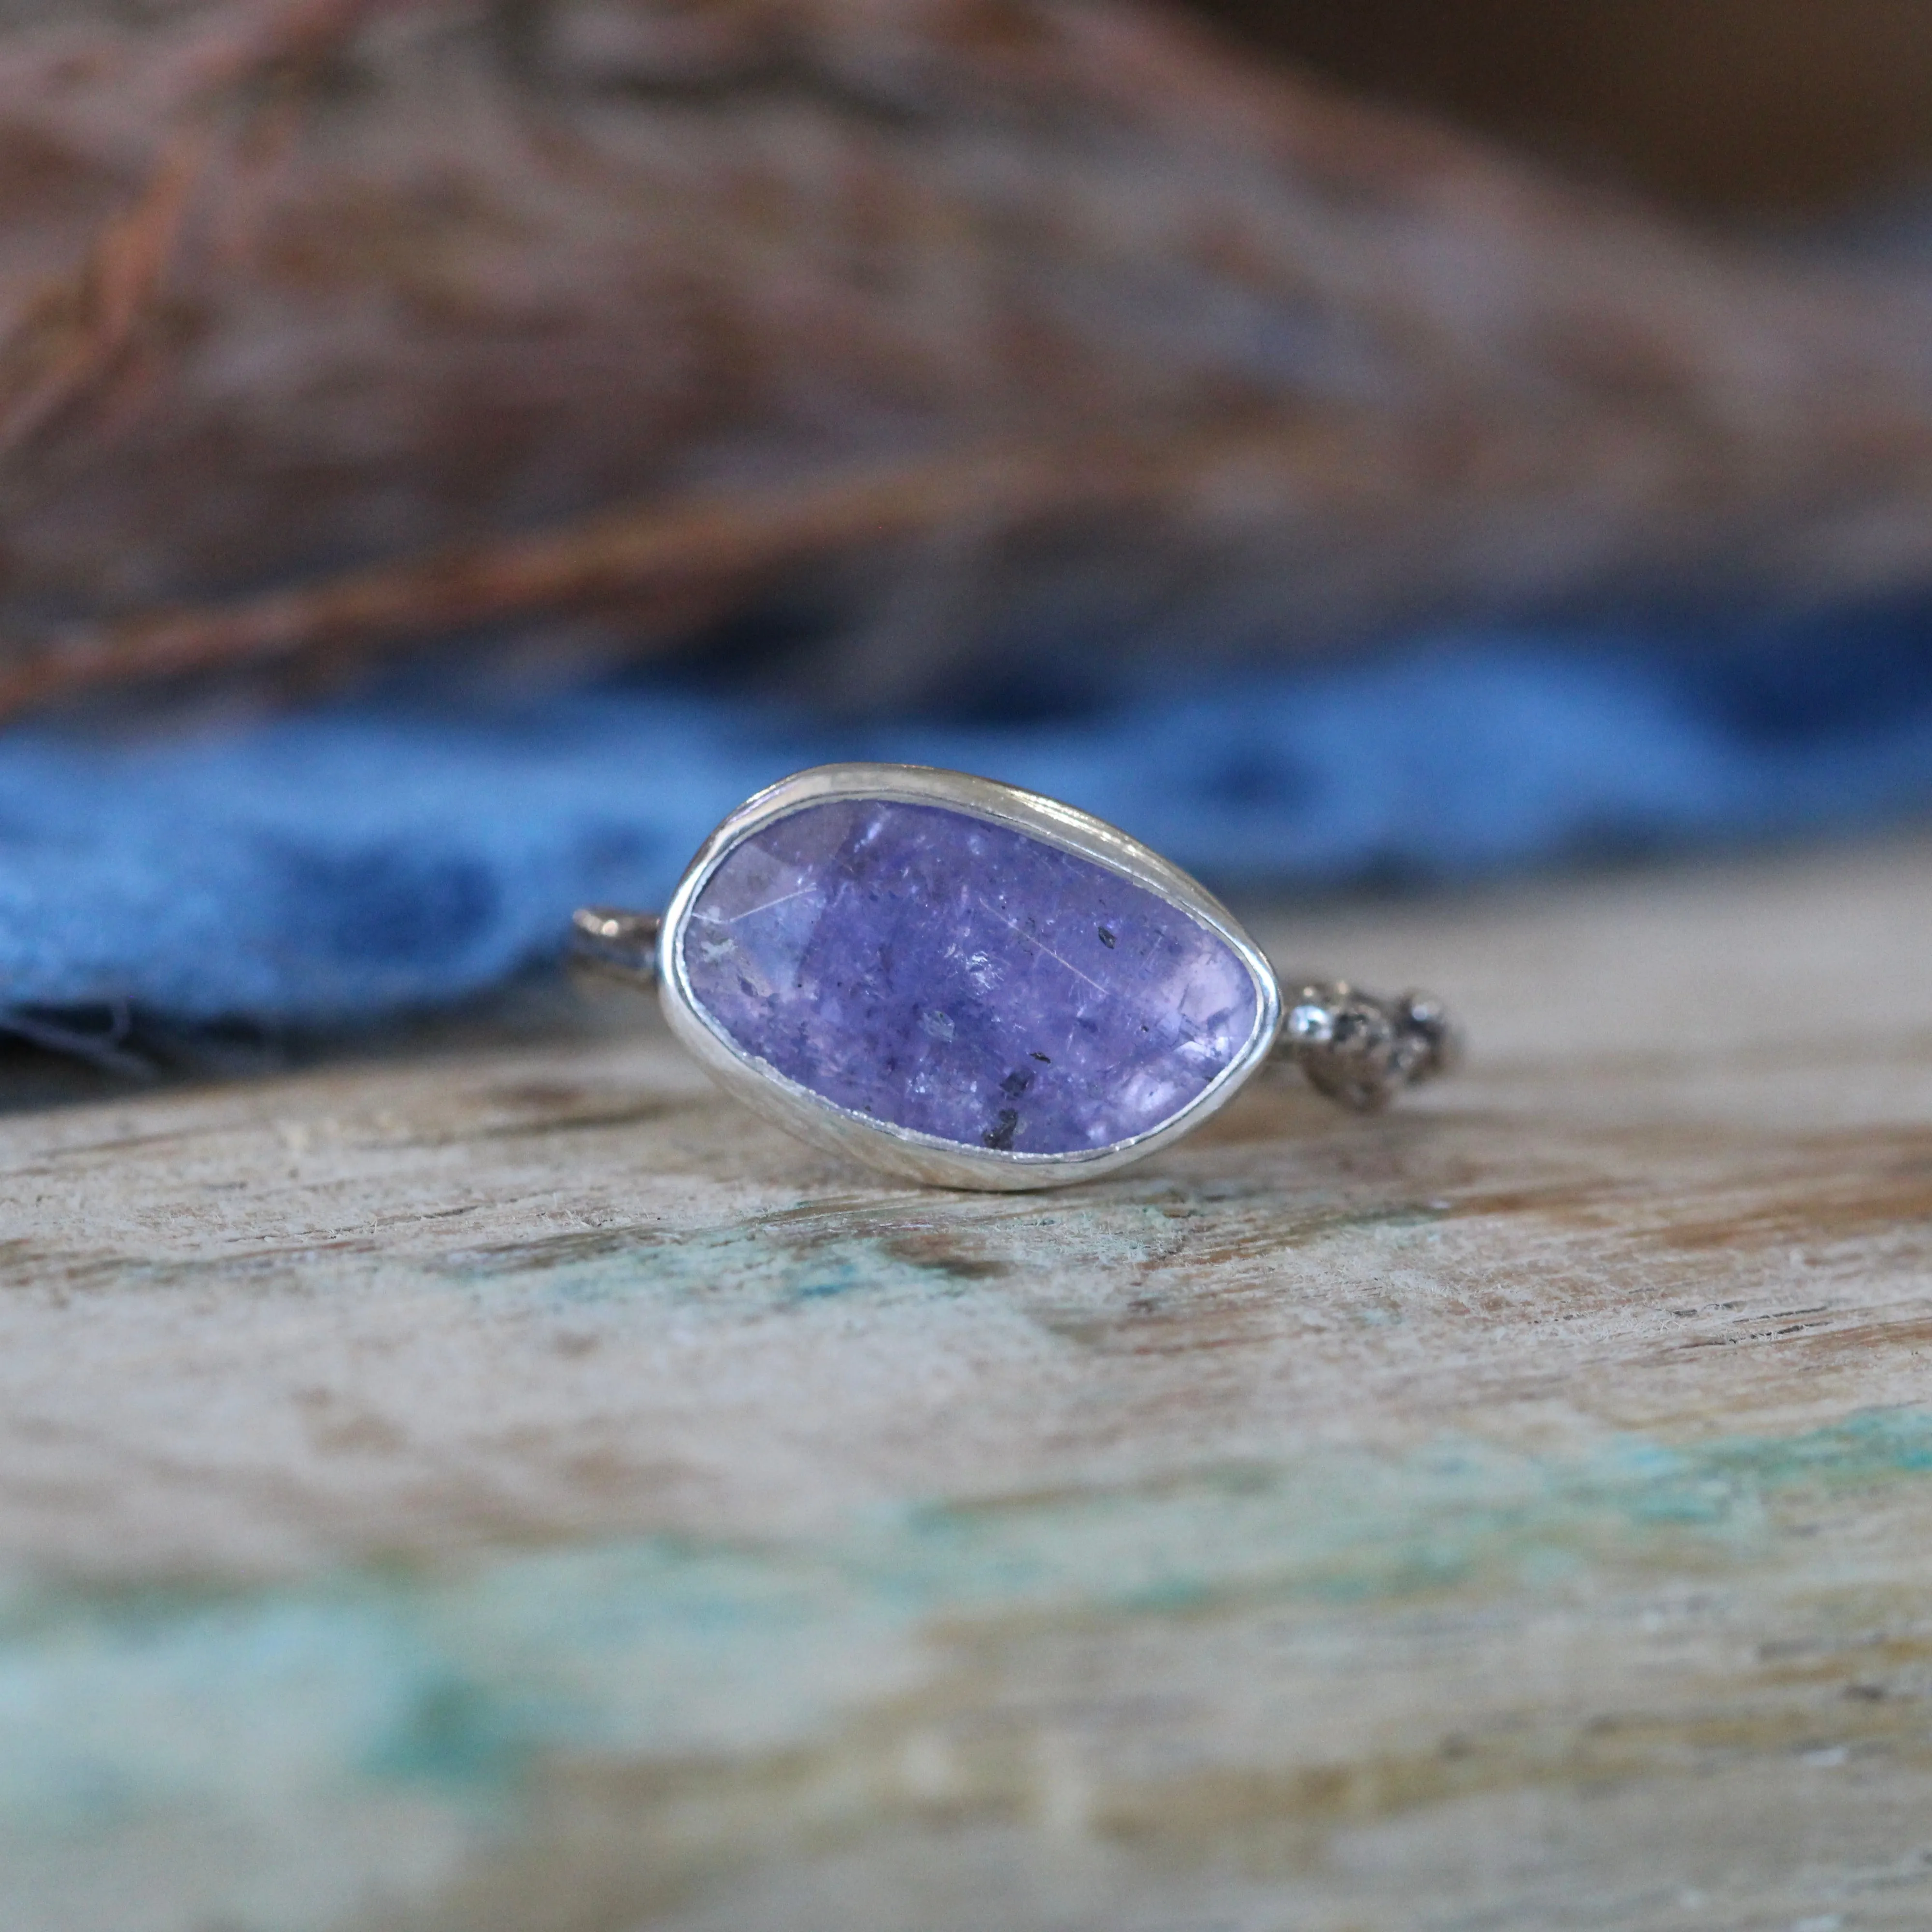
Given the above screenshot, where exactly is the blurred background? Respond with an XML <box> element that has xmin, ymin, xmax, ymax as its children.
<box><xmin>4</xmin><ymin>0</ymin><xmax>1932</xmax><ymax>1061</ymax></box>
<box><xmin>1235</xmin><ymin>0</ymin><xmax>1932</xmax><ymax>214</ymax></box>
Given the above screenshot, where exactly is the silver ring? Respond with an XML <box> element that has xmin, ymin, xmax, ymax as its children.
<box><xmin>570</xmin><ymin>764</ymin><xmax>1457</xmax><ymax>1190</ymax></box>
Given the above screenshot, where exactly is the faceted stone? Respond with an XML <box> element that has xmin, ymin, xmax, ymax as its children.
<box><xmin>679</xmin><ymin>797</ymin><xmax>1262</xmax><ymax>1155</ymax></box>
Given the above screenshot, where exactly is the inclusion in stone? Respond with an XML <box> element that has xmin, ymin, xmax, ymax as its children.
<box><xmin>678</xmin><ymin>796</ymin><xmax>1263</xmax><ymax>1156</ymax></box>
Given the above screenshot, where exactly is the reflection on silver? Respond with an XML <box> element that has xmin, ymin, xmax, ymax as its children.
<box><xmin>567</xmin><ymin>907</ymin><xmax>660</xmax><ymax>989</ymax></box>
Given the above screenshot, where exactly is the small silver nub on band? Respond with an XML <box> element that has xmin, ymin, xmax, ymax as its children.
<box><xmin>1276</xmin><ymin>980</ymin><xmax>1458</xmax><ymax>1112</ymax></box>
<box><xmin>568</xmin><ymin>906</ymin><xmax>661</xmax><ymax>989</ymax></box>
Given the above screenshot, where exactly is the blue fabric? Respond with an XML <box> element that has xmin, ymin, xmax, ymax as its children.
<box><xmin>2</xmin><ymin>611</ymin><xmax>1931</xmax><ymax>1045</ymax></box>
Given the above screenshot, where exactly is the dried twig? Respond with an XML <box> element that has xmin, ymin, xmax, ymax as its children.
<box><xmin>0</xmin><ymin>426</ymin><xmax>1361</xmax><ymax>709</ymax></box>
<box><xmin>0</xmin><ymin>0</ymin><xmax>1929</xmax><ymax>716</ymax></box>
<box><xmin>0</xmin><ymin>0</ymin><xmax>400</xmax><ymax>461</ymax></box>
<box><xmin>0</xmin><ymin>443</ymin><xmax>1109</xmax><ymax>709</ymax></box>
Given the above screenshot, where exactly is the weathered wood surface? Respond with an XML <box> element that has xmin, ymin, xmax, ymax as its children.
<box><xmin>5</xmin><ymin>838</ymin><xmax>1932</xmax><ymax>1930</ymax></box>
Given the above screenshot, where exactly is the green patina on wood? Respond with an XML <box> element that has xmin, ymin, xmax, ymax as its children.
<box><xmin>9</xmin><ymin>1408</ymin><xmax>1932</xmax><ymax>1930</ymax></box>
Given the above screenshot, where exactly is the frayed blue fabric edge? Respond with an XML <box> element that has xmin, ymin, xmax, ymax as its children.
<box><xmin>0</xmin><ymin>619</ymin><xmax>1928</xmax><ymax>1035</ymax></box>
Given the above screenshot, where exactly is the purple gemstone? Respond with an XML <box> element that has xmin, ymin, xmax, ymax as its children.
<box><xmin>678</xmin><ymin>797</ymin><xmax>1262</xmax><ymax>1155</ymax></box>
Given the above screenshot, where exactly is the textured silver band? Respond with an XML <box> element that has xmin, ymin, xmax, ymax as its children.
<box><xmin>1273</xmin><ymin>980</ymin><xmax>1459</xmax><ymax>1111</ymax></box>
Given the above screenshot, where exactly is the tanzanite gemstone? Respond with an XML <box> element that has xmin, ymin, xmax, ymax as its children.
<box><xmin>678</xmin><ymin>797</ymin><xmax>1263</xmax><ymax>1155</ymax></box>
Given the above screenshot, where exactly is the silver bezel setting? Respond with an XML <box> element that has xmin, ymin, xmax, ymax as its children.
<box><xmin>655</xmin><ymin>763</ymin><xmax>1282</xmax><ymax>1191</ymax></box>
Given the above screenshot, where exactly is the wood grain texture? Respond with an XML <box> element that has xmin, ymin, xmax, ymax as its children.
<box><xmin>6</xmin><ymin>838</ymin><xmax>1932</xmax><ymax>1929</ymax></box>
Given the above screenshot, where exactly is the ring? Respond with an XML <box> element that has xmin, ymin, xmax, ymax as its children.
<box><xmin>569</xmin><ymin>765</ymin><xmax>1457</xmax><ymax>1190</ymax></box>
